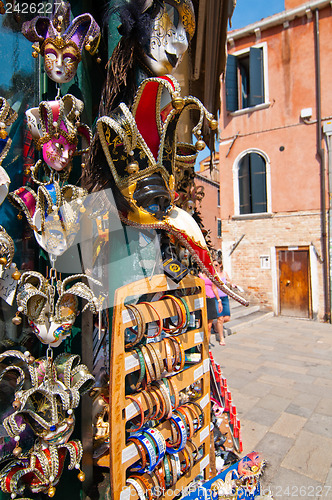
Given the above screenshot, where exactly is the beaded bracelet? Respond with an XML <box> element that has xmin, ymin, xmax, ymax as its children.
<box><xmin>142</xmin><ymin>428</ymin><xmax>166</xmax><ymax>465</ymax></box>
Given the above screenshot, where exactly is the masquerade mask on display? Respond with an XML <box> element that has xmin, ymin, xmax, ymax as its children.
<box><xmin>14</xmin><ymin>271</ymin><xmax>102</xmax><ymax>346</ymax></box>
<box><xmin>0</xmin><ymin>97</ymin><xmax>17</xmax><ymax>204</ymax></box>
<box><xmin>97</xmin><ymin>75</ymin><xmax>247</xmax><ymax>304</ymax></box>
<box><xmin>0</xmin><ymin>350</ymin><xmax>94</xmax><ymax>497</ymax></box>
<box><xmin>9</xmin><ymin>95</ymin><xmax>91</xmax><ymax>257</ymax></box>
<box><xmin>142</xmin><ymin>0</ymin><xmax>195</xmax><ymax>75</ymax></box>
<box><xmin>26</xmin><ymin>94</ymin><xmax>92</xmax><ymax>172</ymax></box>
<box><xmin>22</xmin><ymin>1</ymin><xmax>101</xmax><ymax>84</ymax></box>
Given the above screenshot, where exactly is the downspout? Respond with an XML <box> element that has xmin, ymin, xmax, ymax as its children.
<box><xmin>314</xmin><ymin>9</ymin><xmax>331</xmax><ymax>322</ymax></box>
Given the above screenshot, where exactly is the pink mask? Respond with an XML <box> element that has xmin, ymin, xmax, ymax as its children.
<box><xmin>42</xmin><ymin>135</ymin><xmax>76</xmax><ymax>171</ymax></box>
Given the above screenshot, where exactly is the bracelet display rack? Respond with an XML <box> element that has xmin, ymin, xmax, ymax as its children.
<box><xmin>96</xmin><ymin>274</ymin><xmax>211</xmax><ymax>500</ymax></box>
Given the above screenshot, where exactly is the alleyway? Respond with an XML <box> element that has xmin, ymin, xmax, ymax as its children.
<box><xmin>211</xmin><ymin>316</ymin><xmax>332</xmax><ymax>499</ymax></box>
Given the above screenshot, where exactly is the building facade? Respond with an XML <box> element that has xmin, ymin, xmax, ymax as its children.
<box><xmin>219</xmin><ymin>0</ymin><xmax>332</xmax><ymax>320</ymax></box>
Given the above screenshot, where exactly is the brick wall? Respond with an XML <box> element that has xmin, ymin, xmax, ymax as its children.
<box><xmin>222</xmin><ymin>211</ymin><xmax>325</xmax><ymax>319</ymax></box>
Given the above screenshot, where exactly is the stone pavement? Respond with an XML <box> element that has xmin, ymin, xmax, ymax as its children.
<box><xmin>210</xmin><ymin>316</ymin><xmax>332</xmax><ymax>500</ymax></box>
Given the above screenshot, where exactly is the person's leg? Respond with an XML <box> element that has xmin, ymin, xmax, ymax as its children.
<box><xmin>215</xmin><ymin>316</ymin><xmax>225</xmax><ymax>345</ymax></box>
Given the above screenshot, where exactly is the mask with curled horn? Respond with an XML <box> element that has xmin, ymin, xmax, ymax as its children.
<box><xmin>0</xmin><ymin>350</ymin><xmax>93</xmax><ymax>496</ymax></box>
<box><xmin>22</xmin><ymin>1</ymin><xmax>101</xmax><ymax>84</ymax></box>
<box><xmin>14</xmin><ymin>271</ymin><xmax>102</xmax><ymax>347</ymax></box>
<box><xmin>98</xmin><ymin>75</ymin><xmax>248</xmax><ymax>306</ymax></box>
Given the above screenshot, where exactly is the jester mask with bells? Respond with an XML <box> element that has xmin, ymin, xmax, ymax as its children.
<box><xmin>14</xmin><ymin>271</ymin><xmax>101</xmax><ymax>347</ymax></box>
<box><xmin>22</xmin><ymin>1</ymin><xmax>100</xmax><ymax>84</ymax></box>
<box><xmin>0</xmin><ymin>350</ymin><xmax>94</xmax><ymax>497</ymax></box>
<box><xmin>97</xmin><ymin>75</ymin><xmax>248</xmax><ymax>305</ymax></box>
<box><xmin>9</xmin><ymin>95</ymin><xmax>91</xmax><ymax>256</ymax></box>
<box><xmin>0</xmin><ymin>97</ymin><xmax>17</xmax><ymax>205</ymax></box>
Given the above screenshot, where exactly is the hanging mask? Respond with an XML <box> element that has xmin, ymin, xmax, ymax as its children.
<box><xmin>22</xmin><ymin>1</ymin><xmax>100</xmax><ymax>84</ymax></box>
<box><xmin>142</xmin><ymin>0</ymin><xmax>195</xmax><ymax>76</ymax></box>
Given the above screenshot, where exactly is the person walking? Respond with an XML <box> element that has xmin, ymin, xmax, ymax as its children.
<box><xmin>213</xmin><ymin>260</ymin><xmax>231</xmax><ymax>345</ymax></box>
<box><xmin>199</xmin><ymin>270</ymin><xmax>222</xmax><ymax>342</ymax></box>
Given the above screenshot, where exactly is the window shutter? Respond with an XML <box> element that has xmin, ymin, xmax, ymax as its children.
<box><xmin>238</xmin><ymin>155</ymin><xmax>250</xmax><ymax>214</ymax></box>
<box><xmin>250</xmin><ymin>153</ymin><xmax>267</xmax><ymax>213</ymax></box>
<box><xmin>225</xmin><ymin>54</ymin><xmax>238</xmax><ymax>112</ymax></box>
<box><xmin>249</xmin><ymin>47</ymin><xmax>264</xmax><ymax>107</ymax></box>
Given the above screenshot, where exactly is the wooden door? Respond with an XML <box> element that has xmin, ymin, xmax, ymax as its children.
<box><xmin>278</xmin><ymin>248</ymin><xmax>311</xmax><ymax>318</ymax></box>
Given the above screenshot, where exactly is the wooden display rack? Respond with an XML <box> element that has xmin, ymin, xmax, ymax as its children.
<box><xmin>96</xmin><ymin>274</ymin><xmax>211</xmax><ymax>500</ymax></box>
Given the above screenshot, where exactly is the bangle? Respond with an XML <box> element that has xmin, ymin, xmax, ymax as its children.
<box><xmin>154</xmin><ymin>380</ymin><xmax>172</xmax><ymax>419</ymax></box>
<box><xmin>139</xmin><ymin>301</ymin><xmax>162</xmax><ymax>338</ymax></box>
<box><xmin>174</xmin><ymin>406</ymin><xmax>194</xmax><ymax>439</ymax></box>
<box><xmin>143</xmin><ymin>428</ymin><xmax>166</xmax><ymax>464</ymax></box>
<box><xmin>129</xmin><ymin>475</ymin><xmax>153</xmax><ymax>500</ymax></box>
<box><xmin>162</xmin><ymin>455</ymin><xmax>172</xmax><ymax>488</ymax></box>
<box><xmin>160</xmin><ymin>294</ymin><xmax>186</xmax><ymax>333</ymax></box>
<box><xmin>217</xmin><ymin>299</ymin><xmax>221</xmax><ymax>302</ymax></box>
<box><xmin>125</xmin><ymin>304</ymin><xmax>146</xmax><ymax>348</ymax></box>
<box><xmin>169</xmin><ymin>336</ymin><xmax>185</xmax><ymax>371</ymax></box>
<box><xmin>164</xmin><ymin>337</ymin><xmax>174</xmax><ymax>373</ymax></box>
<box><xmin>126</xmin><ymin>437</ymin><xmax>147</xmax><ymax>472</ymax></box>
<box><xmin>147</xmin><ymin>388</ymin><xmax>161</xmax><ymax>420</ymax></box>
<box><xmin>166</xmin><ymin>414</ymin><xmax>187</xmax><ymax>453</ymax></box>
<box><xmin>126</xmin><ymin>395</ymin><xmax>145</xmax><ymax>432</ymax></box>
<box><xmin>145</xmin><ymin>343</ymin><xmax>163</xmax><ymax>380</ymax></box>
<box><xmin>141</xmin><ymin>345</ymin><xmax>156</xmax><ymax>383</ymax></box>
<box><xmin>127</xmin><ymin>434</ymin><xmax>157</xmax><ymax>472</ymax></box>
<box><xmin>149</xmin><ymin>387</ymin><xmax>165</xmax><ymax>420</ymax></box>
<box><xmin>162</xmin><ymin>376</ymin><xmax>179</xmax><ymax>410</ymax></box>
<box><xmin>126</xmin><ymin>477</ymin><xmax>146</xmax><ymax>500</ymax></box>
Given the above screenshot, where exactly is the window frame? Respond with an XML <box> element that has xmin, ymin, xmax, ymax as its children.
<box><xmin>233</xmin><ymin>148</ymin><xmax>272</xmax><ymax>217</ymax></box>
<box><xmin>225</xmin><ymin>41</ymin><xmax>270</xmax><ymax>115</ymax></box>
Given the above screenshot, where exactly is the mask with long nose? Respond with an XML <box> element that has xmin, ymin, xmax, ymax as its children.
<box><xmin>142</xmin><ymin>0</ymin><xmax>195</xmax><ymax>76</ymax></box>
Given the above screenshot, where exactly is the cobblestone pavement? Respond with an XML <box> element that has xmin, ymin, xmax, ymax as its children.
<box><xmin>210</xmin><ymin>316</ymin><xmax>332</xmax><ymax>500</ymax></box>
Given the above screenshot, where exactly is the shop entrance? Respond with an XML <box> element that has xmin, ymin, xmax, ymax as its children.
<box><xmin>277</xmin><ymin>247</ymin><xmax>311</xmax><ymax>318</ymax></box>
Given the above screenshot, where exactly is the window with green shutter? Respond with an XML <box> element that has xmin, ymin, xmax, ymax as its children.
<box><xmin>238</xmin><ymin>153</ymin><xmax>267</xmax><ymax>214</ymax></box>
<box><xmin>225</xmin><ymin>46</ymin><xmax>265</xmax><ymax>112</ymax></box>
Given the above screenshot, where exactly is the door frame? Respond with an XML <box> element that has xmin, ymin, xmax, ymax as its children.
<box><xmin>273</xmin><ymin>245</ymin><xmax>313</xmax><ymax>319</ymax></box>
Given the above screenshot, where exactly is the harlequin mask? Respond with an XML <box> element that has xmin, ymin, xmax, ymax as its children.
<box><xmin>97</xmin><ymin>75</ymin><xmax>214</xmax><ymax>221</ymax></box>
<box><xmin>142</xmin><ymin>0</ymin><xmax>195</xmax><ymax>75</ymax></box>
<box><xmin>15</xmin><ymin>271</ymin><xmax>101</xmax><ymax>347</ymax></box>
<box><xmin>22</xmin><ymin>1</ymin><xmax>100</xmax><ymax>84</ymax></box>
<box><xmin>26</xmin><ymin>94</ymin><xmax>91</xmax><ymax>172</ymax></box>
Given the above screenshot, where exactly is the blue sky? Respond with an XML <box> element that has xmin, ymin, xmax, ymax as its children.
<box><xmin>230</xmin><ymin>0</ymin><xmax>285</xmax><ymax>30</ymax></box>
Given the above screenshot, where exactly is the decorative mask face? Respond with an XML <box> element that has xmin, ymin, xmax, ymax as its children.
<box><xmin>143</xmin><ymin>1</ymin><xmax>195</xmax><ymax>75</ymax></box>
<box><xmin>42</xmin><ymin>134</ymin><xmax>76</xmax><ymax>171</ymax></box>
<box><xmin>44</xmin><ymin>41</ymin><xmax>80</xmax><ymax>84</ymax></box>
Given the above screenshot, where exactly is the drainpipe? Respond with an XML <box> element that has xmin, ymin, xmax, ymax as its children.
<box><xmin>314</xmin><ymin>9</ymin><xmax>331</xmax><ymax>322</ymax></box>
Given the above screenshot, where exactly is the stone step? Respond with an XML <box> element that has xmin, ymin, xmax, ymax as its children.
<box><xmin>229</xmin><ymin>304</ymin><xmax>260</xmax><ymax>320</ymax></box>
<box><xmin>224</xmin><ymin>310</ymin><xmax>274</xmax><ymax>336</ymax></box>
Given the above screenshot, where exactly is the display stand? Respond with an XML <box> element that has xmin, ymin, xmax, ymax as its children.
<box><xmin>96</xmin><ymin>274</ymin><xmax>211</xmax><ymax>500</ymax></box>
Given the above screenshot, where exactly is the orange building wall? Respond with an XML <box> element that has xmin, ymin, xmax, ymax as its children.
<box><xmin>194</xmin><ymin>175</ymin><xmax>221</xmax><ymax>251</ymax></box>
<box><xmin>220</xmin><ymin>7</ymin><xmax>332</xmax><ymax>219</ymax></box>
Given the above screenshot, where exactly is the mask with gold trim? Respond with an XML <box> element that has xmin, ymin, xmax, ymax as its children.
<box><xmin>142</xmin><ymin>0</ymin><xmax>195</xmax><ymax>76</ymax></box>
<box><xmin>0</xmin><ymin>350</ymin><xmax>93</xmax><ymax>496</ymax></box>
<box><xmin>22</xmin><ymin>1</ymin><xmax>101</xmax><ymax>84</ymax></box>
<box><xmin>0</xmin><ymin>97</ymin><xmax>17</xmax><ymax>204</ymax></box>
<box><xmin>97</xmin><ymin>75</ymin><xmax>214</xmax><ymax>221</ymax></box>
<box><xmin>15</xmin><ymin>271</ymin><xmax>102</xmax><ymax>347</ymax></box>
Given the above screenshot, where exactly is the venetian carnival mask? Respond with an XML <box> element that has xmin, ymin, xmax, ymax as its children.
<box><xmin>142</xmin><ymin>0</ymin><xmax>195</xmax><ymax>76</ymax></box>
<box><xmin>22</xmin><ymin>1</ymin><xmax>100</xmax><ymax>84</ymax></box>
<box><xmin>0</xmin><ymin>97</ymin><xmax>17</xmax><ymax>204</ymax></box>
<box><xmin>15</xmin><ymin>271</ymin><xmax>101</xmax><ymax>347</ymax></box>
<box><xmin>26</xmin><ymin>94</ymin><xmax>91</xmax><ymax>173</ymax></box>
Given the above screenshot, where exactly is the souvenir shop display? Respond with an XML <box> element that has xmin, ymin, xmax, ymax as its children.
<box><xmin>97</xmin><ymin>274</ymin><xmax>211</xmax><ymax>499</ymax></box>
